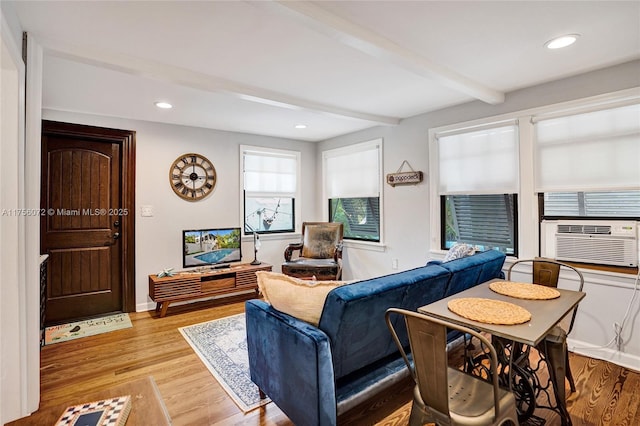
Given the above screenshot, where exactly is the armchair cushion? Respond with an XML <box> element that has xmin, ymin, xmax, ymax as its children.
<box><xmin>281</xmin><ymin>259</ymin><xmax>342</xmax><ymax>281</ymax></box>
<box><xmin>301</xmin><ymin>223</ymin><xmax>343</xmax><ymax>259</ymax></box>
<box><xmin>256</xmin><ymin>271</ymin><xmax>351</xmax><ymax>326</ymax></box>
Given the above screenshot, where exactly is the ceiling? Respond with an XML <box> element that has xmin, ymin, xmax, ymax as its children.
<box><xmin>11</xmin><ymin>1</ymin><xmax>640</xmax><ymax>141</ymax></box>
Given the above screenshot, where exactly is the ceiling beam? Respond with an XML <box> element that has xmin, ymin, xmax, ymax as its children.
<box><xmin>263</xmin><ymin>1</ymin><xmax>505</xmax><ymax>105</ymax></box>
<box><xmin>38</xmin><ymin>37</ymin><xmax>401</xmax><ymax>126</ymax></box>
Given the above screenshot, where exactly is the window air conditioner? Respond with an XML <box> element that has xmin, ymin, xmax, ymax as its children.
<box><xmin>542</xmin><ymin>220</ymin><xmax>638</xmax><ymax>267</ymax></box>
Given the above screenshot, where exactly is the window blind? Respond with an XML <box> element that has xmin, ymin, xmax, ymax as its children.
<box><xmin>534</xmin><ymin>103</ymin><xmax>640</xmax><ymax>192</ymax></box>
<box><xmin>243</xmin><ymin>149</ymin><xmax>297</xmax><ymax>197</ymax></box>
<box><xmin>544</xmin><ymin>191</ymin><xmax>640</xmax><ymax>217</ymax></box>
<box><xmin>324</xmin><ymin>140</ymin><xmax>381</xmax><ymax>199</ymax></box>
<box><xmin>437</xmin><ymin>124</ymin><xmax>519</xmax><ymax>195</ymax></box>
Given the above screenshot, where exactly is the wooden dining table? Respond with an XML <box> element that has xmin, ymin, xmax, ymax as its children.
<box><xmin>418</xmin><ymin>278</ymin><xmax>586</xmax><ymax>425</ymax></box>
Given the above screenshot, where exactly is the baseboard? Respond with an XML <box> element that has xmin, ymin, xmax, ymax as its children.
<box><xmin>137</xmin><ymin>301</ymin><xmax>157</xmax><ymax>312</ymax></box>
<box><xmin>568</xmin><ymin>337</ymin><xmax>640</xmax><ymax>372</ymax></box>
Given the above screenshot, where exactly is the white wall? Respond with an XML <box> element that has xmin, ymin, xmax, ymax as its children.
<box><xmin>318</xmin><ymin>123</ymin><xmax>434</xmax><ymax>280</ymax></box>
<box><xmin>42</xmin><ymin>110</ymin><xmax>318</xmax><ymax>311</ymax></box>
<box><xmin>1</xmin><ymin>20</ymin><xmax>25</xmax><ymax>423</ymax></box>
<box><xmin>1</xmin><ymin>4</ymin><xmax>42</xmax><ymax>423</ymax></box>
<box><xmin>318</xmin><ymin>60</ymin><xmax>640</xmax><ymax>369</ymax></box>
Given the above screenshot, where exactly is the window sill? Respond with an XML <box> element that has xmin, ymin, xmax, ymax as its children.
<box><xmin>556</xmin><ymin>261</ymin><xmax>638</xmax><ymax>276</ymax></box>
<box><xmin>242</xmin><ymin>233</ymin><xmax>300</xmax><ymax>242</ymax></box>
<box><xmin>343</xmin><ymin>240</ymin><xmax>386</xmax><ymax>252</ymax></box>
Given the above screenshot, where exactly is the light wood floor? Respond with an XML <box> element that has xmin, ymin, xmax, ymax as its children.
<box><xmin>8</xmin><ymin>295</ymin><xmax>640</xmax><ymax>426</ymax></box>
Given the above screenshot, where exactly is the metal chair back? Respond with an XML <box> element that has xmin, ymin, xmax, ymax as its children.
<box><xmin>508</xmin><ymin>257</ymin><xmax>584</xmax><ymax>334</ymax></box>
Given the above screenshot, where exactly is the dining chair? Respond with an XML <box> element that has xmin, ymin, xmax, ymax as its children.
<box><xmin>507</xmin><ymin>257</ymin><xmax>585</xmax><ymax>393</ymax></box>
<box><xmin>386</xmin><ymin>308</ymin><xmax>519</xmax><ymax>426</ymax></box>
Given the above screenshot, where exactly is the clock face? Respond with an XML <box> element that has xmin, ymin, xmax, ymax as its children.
<box><xmin>169</xmin><ymin>153</ymin><xmax>217</xmax><ymax>201</ymax></box>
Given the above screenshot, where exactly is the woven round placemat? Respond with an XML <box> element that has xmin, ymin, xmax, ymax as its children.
<box><xmin>489</xmin><ymin>281</ymin><xmax>560</xmax><ymax>300</ymax></box>
<box><xmin>448</xmin><ymin>298</ymin><xmax>531</xmax><ymax>325</ymax></box>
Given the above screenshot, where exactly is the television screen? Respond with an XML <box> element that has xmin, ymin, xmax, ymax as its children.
<box><xmin>183</xmin><ymin>227</ymin><xmax>242</xmax><ymax>268</ymax></box>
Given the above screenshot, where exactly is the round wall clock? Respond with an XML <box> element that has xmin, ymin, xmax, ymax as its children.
<box><xmin>169</xmin><ymin>153</ymin><xmax>217</xmax><ymax>201</ymax></box>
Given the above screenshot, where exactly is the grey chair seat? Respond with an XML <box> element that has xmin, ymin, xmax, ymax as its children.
<box><xmin>447</xmin><ymin>368</ymin><xmax>517</xmax><ymax>424</ymax></box>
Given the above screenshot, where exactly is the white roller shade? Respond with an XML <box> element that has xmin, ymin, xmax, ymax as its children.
<box><xmin>534</xmin><ymin>103</ymin><xmax>640</xmax><ymax>192</ymax></box>
<box><xmin>324</xmin><ymin>140</ymin><xmax>381</xmax><ymax>199</ymax></box>
<box><xmin>243</xmin><ymin>149</ymin><xmax>297</xmax><ymax>197</ymax></box>
<box><xmin>437</xmin><ymin>125</ymin><xmax>519</xmax><ymax>194</ymax></box>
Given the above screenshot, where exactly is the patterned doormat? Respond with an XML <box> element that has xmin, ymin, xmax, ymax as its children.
<box><xmin>45</xmin><ymin>313</ymin><xmax>132</xmax><ymax>345</ymax></box>
<box><xmin>179</xmin><ymin>313</ymin><xmax>270</xmax><ymax>412</ymax></box>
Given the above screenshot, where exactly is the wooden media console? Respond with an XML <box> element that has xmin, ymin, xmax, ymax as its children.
<box><xmin>149</xmin><ymin>263</ymin><xmax>272</xmax><ymax>317</ymax></box>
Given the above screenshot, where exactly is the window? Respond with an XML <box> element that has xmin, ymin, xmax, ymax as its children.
<box><xmin>241</xmin><ymin>146</ymin><xmax>299</xmax><ymax>234</ymax></box>
<box><xmin>542</xmin><ymin>191</ymin><xmax>640</xmax><ymax>218</ymax></box>
<box><xmin>534</xmin><ymin>103</ymin><xmax>640</xmax><ymax>221</ymax></box>
<box><xmin>430</xmin><ymin>90</ymin><xmax>638</xmax><ymax>260</ymax></box>
<box><xmin>324</xmin><ymin>139</ymin><xmax>382</xmax><ymax>242</ymax></box>
<box><xmin>435</xmin><ymin>123</ymin><xmax>519</xmax><ymax>254</ymax></box>
<box><xmin>329</xmin><ymin>197</ymin><xmax>380</xmax><ymax>241</ymax></box>
<box><xmin>443</xmin><ymin>194</ymin><xmax>517</xmax><ymax>254</ymax></box>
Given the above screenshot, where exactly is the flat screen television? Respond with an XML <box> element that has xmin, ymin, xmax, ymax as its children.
<box><xmin>183</xmin><ymin>227</ymin><xmax>242</xmax><ymax>268</ymax></box>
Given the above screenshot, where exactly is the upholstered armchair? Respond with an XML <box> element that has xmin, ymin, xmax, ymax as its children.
<box><xmin>281</xmin><ymin>222</ymin><xmax>344</xmax><ymax>280</ymax></box>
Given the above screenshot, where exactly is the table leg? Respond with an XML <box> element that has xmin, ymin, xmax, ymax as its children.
<box><xmin>469</xmin><ymin>337</ymin><xmax>536</xmax><ymax>423</ymax></box>
<box><xmin>504</xmin><ymin>341</ymin><xmax>536</xmax><ymax>423</ymax></box>
<box><xmin>543</xmin><ymin>338</ymin><xmax>573</xmax><ymax>425</ymax></box>
<box><xmin>159</xmin><ymin>302</ymin><xmax>170</xmax><ymax>318</ymax></box>
<box><xmin>465</xmin><ymin>334</ymin><xmax>573</xmax><ymax>424</ymax></box>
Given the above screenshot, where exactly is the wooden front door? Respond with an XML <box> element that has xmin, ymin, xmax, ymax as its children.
<box><xmin>41</xmin><ymin>121</ymin><xmax>135</xmax><ymax>324</ymax></box>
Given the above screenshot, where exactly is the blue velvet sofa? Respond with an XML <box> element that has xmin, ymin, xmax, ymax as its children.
<box><xmin>245</xmin><ymin>250</ymin><xmax>506</xmax><ymax>425</ymax></box>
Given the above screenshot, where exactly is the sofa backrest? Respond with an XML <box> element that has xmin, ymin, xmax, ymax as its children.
<box><xmin>317</xmin><ymin>250</ymin><xmax>507</xmax><ymax>381</ymax></box>
<box><xmin>438</xmin><ymin>250</ymin><xmax>506</xmax><ymax>297</ymax></box>
<box><xmin>318</xmin><ymin>265</ymin><xmax>451</xmax><ymax>380</ymax></box>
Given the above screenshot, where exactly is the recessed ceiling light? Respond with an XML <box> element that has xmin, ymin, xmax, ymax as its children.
<box><xmin>155</xmin><ymin>101</ymin><xmax>173</xmax><ymax>109</ymax></box>
<box><xmin>545</xmin><ymin>34</ymin><xmax>580</xmax><ymax>49</ymax></box>
<box><xmin>294</xmin><ymin>124</ymin><xmax>307</xmax><ymax>129</ymax></box>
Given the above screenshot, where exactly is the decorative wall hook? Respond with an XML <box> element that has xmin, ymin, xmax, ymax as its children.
<box><xmin>386</xmin><ymin>160</ymin><xmax>424</xmax><ymax>187</ymax></box>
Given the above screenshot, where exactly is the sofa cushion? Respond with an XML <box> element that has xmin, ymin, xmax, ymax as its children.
<box><xmin>256</xmin><ymin>271</ymin><xmax>351</xmax><ymax>326</ymax></box>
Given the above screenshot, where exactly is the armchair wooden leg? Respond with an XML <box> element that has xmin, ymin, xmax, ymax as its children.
<box><xmin>259</xmin><ymin>388</ymin><xmax>267</xmax><ymax>399</ymax></box>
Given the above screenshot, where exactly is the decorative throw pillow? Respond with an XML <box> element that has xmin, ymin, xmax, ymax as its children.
<box><xmin>256</xmin><ymin>271</ymin><xmax>351</xmax><ymax>326</ymax></box>
<box><xmin>443</xmin><ymin>243</ymin><xmax>476</xmax><ymax>262</ymax></box>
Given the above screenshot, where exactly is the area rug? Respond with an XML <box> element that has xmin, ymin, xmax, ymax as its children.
<box><xmin>44</xmin><ymin>313</ymin><xmax>132</xmax><ymax>345</ymax></box>
<box><xmin>178</xmin><ymin>313</ymin><xmax>270</xmax><ymax>412</ymax></box>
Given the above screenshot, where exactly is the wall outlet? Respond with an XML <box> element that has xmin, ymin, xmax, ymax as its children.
<box><xmin>392</xmin><ymin>258</ymin><xmax>399</xmax><ymax>270</ymax></box>
<box><xmin>141</xmin><ymin>205</ymin><xmax>154</xmax><ymax>217</ymax></box>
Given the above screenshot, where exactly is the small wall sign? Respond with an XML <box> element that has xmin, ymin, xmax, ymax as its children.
<box><xmin>386</xmin><ymin>160</ymin><xmax>424</xmax><ymax>187</ymax></box>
